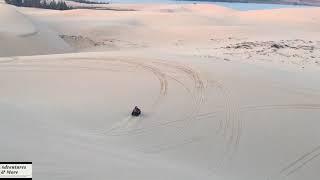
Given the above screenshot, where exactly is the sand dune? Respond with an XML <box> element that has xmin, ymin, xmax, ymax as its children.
<box><xmin>18</xmin><ymin>4</ymin><xmax>320</xmax><ymax>68</ymax></box>
<box><xmin>0</xmin><ymin>3</ymin><xmax>73</xmax><ymax>57</ymax></box>
<box><xmin>0</xmin><ymin>4</ymin><xmax>36</xmax><ymax>36</ymax></box>
<box><xmin>1</xmin><ymin>51</ymin><xmax>320</xmax><ymax>180</ymax></box>
<box><xmin>0</xmin><ymin>3</ymin><xmax>320</xmax><ymax>180</ymax></box>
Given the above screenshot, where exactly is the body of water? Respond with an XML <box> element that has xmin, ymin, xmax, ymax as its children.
<box><xmin>106</xmin><ymin>0</ymin><xmax>306</xmax><ymax>11</ymax></box>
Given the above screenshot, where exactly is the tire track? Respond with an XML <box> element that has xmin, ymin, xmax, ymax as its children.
<box><xmin>0</xmin><ymin>57</ymin><xmax>168</xmax><ymax>108</ymax></box>
<box><xmin>66</xmin><ymin>57</ymin><xmax>170</xmax><ymax>108</ymax></box>
<box><xmin>210</xmin><ymin>81</ymin><xmax>242</xmax><ymax>169</ymax></box>
<box><xmin>199</xmin><ymin>103</ymin><xmax>320</xmax><ymax>175</ymax></box>
<box><xmin>122</xmin><ymin>60</ymin><xmax>168</xmax><ymax>107</ymax></box>
<box><xmin>1</xmin><ymin>55</ymin><xmax>245</xmax><ymax>175</ymax></box>
<box><xmin>13</xmin><ymin>57</ymin><xmax>190</xmax><ymax>137</ymax></box>
<box><xmin>241</xmin><ymin>104</ymin><xmax>320</xmax><ymax>112</ymax></box>
<box><xmin>121</xmin><ymin>60</ymin><xmax>242</xmax><ymax>171</ymax></box>
<box><xmin>269</xmin><ymin>145</ymin><xmax>320</xmax><ymax>180</ymax></box>
<box><xmin>101</xmin><ymin>59</ymin><xmax>215</xmax><ymax>158</ymax></box>
<box><xmin>195</xmin><ymin>103</ymin><xmax>320</xmax><ymax>118</ymax></box>
<box><xmin>148</xmin><ymin>61</ymin><xmax>242</xmax><ymax>171</ymax></box>
<box><xmin>0</xmin><ymin>57</ymin><xmax>169</xmax><ymax>136</ymax></box>
<box><xmin>286</xmin><ymin>151</ymin><xmax>320</xmax><ymax>176</ymax></box>
<box><xmin>151</xmin><ymin>61</ymin><xmax>208</xmax><ymax>137</ymax></box>
<box><xmin>104</xmin><ymin>60</ymin><xmax>208</xmax><ymax>136</ymax></box>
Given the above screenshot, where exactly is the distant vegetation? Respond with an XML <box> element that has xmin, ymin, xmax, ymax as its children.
<box><xmin>5</xmin><ymin>0</ymin><xmax>72</xmax><ymax>10</ymax></box>
<box><xmin>68</xmin><ymin>0</ymin><xmax>110</xmax><ymax>4</ymax></box>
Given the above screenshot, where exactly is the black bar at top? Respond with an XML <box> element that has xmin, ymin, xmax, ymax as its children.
<box><xmin>0</xmin><ymin>178</ymin><xmax>32</xmax><ymax>180</ymax></box>
<box><xmin>0</xmin><ymin>162</ymin><xmax>32</xmax><ymax>164</ymax></box>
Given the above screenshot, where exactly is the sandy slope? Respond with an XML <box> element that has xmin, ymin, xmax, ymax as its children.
<box><xmin>18</xmin><ymin>4</ymin><xmax>320</xmax><ymax>68</ymax></box>
<box><xmin>1</xmin><ymin>51</ymin><xmax>320</xmax><ymax>180</ymax></box>
<box><xmin>0</xmin><ymin>3</ymin><xmax>320</xmax><ymax>180</ymax></box>
<box><xmin>0</xmin><ymin>3</ymin><xmax>73</xmax><ymax>57</ymax></box>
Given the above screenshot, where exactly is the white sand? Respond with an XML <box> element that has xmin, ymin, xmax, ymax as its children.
<box><xmin>0</xmin><ymin>2</ymin><xmax>320</xmax><ymax>180</ymax></box>
<box><xmin>0</xmin><ymin>4</ymin><xmax>73</xmax><ymax>57</ymax></box>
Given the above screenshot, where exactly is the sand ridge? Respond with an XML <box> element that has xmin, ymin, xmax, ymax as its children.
<box><xmin>16</xmin><ymin>3</ymin><xmax>320</xmax><ymax>69</ymax></box>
